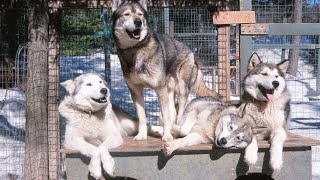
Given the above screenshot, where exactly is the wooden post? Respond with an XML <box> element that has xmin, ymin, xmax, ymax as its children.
<box><xmin>48</xmin><ymin>1</ymin><xmax>61</xmax><ymax>179</ymax></box>
<box><xmin>169</xmin><ymin>21</ymin><xmax>174</xmax><ymax>37</ymax></box>
<box><xmin>218</xmin><ymin>25</ymin><xmax>231</xmax><ymax>101</ymax></box>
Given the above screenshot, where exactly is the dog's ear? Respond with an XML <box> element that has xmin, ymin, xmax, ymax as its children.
<box><xmin>236</xmin><ymin>103</ymin><xmax>247</xmax><ymax>118</ymax></box>
<box><xmin>248</xmin><ymin>53</ymin><xmax>262</xmax><ymax>71</ymax></box>
<box><xmin>138</xmin><ymin>0</ymin><xmax>147</xmax><ymax>11</ymax></box>
<box><xmin>112</xmin><ymin>0</ymin><xmax>123</xmax><ymax>12</ymax></box>
<box><xmin>277</xmin><ymin>59</ymin><xmax>289</xmax><ymax>73</ymax></box>
<box><xmin>61</xmin><ymin>79</ymin><xmax>76</xmax><ymax>95</ymax></box>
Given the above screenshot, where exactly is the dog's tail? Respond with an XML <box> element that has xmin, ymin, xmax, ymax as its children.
<box><xmin>192</xmin><ymin>61</ymin><xmax>221</xmax><ymax>99</ymax></box>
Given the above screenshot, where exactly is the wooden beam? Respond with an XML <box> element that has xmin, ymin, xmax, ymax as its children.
<box><xmin>241</xmin><ymin>23</ymin><xmax>269</xmax><ymax>35</ymax></box>
<box><xmin>213</xmin><ymin>11</ymin><xmax>256</xmax><ymax>25</ymax></box>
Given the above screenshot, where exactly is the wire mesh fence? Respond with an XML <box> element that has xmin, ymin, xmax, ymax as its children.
<box><xmin>0</xmin><ymin>8</ymin><xmax>27</xmax><ymax>180</ymax></box>
<box><xmin>0</xmin><ymin>1</ymin><xmax>319</xmax><ymax>179</ymax></box>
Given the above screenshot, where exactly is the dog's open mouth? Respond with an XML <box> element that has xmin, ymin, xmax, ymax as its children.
<box><xmin>126</xmin><ymin>29</ymin><xmax>141</xmax><ymax>39</ymax></box>
<box><xmin>258</xmin><ymin>85</ymin><xmax>275</xmax><ymax>101</ymax></box>
<box><xmin>92</xmin><ymin>97</ymin><xmax>108</xmax><ymax>103</ymax></box>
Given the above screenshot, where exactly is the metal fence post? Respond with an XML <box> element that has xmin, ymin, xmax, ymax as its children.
<box><xmin>239</xmin><ymin>0</ymin><xmax>252</xmax><ymax>95</ymax></box>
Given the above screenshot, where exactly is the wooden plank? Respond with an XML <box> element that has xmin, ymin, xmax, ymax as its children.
<box><xmin>61</xmin><ymin>133</ymin><xmax>320</xmax><ymax>155</ymax></box>
<box><xmin>213</xmin><ymin>11</ymin><xmax>256</xmax><ymax>25</ymax></box>
<box><xmin>241</xmin><ymin>23</ymin><xmax>269</xmax><ymax>35</ymax></box>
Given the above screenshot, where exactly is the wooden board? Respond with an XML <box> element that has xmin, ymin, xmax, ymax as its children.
<box><xmin>241</xmin><ymin>23</ymin><xmax>269</xmax><ymax>35</ymax></box>
<box><xmin>213</xmin><ymin>11</ymin><xmax>256</xmax><ymax>25</ymax></box>
<box><xmin>61</xmin><ymin>133</ymin><xmax>320</xmax><ymax>155</ymax></box>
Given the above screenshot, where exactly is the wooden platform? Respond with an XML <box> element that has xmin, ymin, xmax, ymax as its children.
<box><xmin>61</xmin><ymin>133</ymin><xmax>320</xmax><ymax>155</ymax></box>
<box><xmin>62</xmin><ymin>134</ymin><xmax>320</xmax><ymax>180</ymax></box>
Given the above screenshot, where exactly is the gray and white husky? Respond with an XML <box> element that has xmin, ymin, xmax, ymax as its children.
<box><xmin>161</xmin><ymin>97</ymin><xmax>267</xmax><ymax>156</ymax></box>
<box><xmin>241</xmin><ymin>53</ymin><xmax>290</xmax><ymax>171</ymax></box>
<box><xmin>112</xmin><ymin>0</ymin><xmax>220</xmax><ymax>142</ymax></box>
<box><xmin>59</xmin><ymin>73</ymin><xmax>139</xmax><ymax>179</ymax></box>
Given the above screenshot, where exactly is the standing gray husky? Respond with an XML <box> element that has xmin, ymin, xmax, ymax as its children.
<box><xmin>112</xmin><ymin>0</ymin><xmax>220</xmax><ymax>142</ymax></box>
<box><xmin>241</xmin><ymin>53</ymin><xmax>290</xmax><ymax>171</ymax></box>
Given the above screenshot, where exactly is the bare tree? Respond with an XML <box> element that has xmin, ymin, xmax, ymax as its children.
<box><xmin>24</xmin><ymin>0</ymin><xmax>49</xmax><ymax>179</ymax></box>
<box><xmin>287</xmin><ymin>0</ymin><xmax>303</xmax><ymax>76</ymax></box>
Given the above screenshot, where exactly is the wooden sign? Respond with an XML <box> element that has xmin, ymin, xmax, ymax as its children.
<box><xmin>213</xmin><ymin>11</ymin><xmax>256</xmax><ymax>25</ymax></box>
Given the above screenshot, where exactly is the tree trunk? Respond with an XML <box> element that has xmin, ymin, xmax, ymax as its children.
<box><xmin>287</xmin><ymin>0</ymin><xmax>303</xmax><ymax>76</ymax></box>
<box><xmin>24</xmin><ymin>1</ymin><xmax>49</xmax><ymax>179</ymax></box>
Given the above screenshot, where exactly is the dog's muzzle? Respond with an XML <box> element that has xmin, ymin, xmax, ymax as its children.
<box><xmin>126</xmin><ymin>19</ymin><xmax>143</xmax><ymax>39</ymax></box>
<box><xmin>91</xmin><ymin>88</ymin><xmax>108</xmax><ymax>103</ymax></box>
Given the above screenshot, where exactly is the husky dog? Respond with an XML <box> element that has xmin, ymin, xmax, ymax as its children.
<box><xmin>112</xmin><ymin>0</ymin><xmax>220</xmax><ymax>142</ymax></box>
<box><xmin>59</xmin><ymin>73</ymin><xmax>136</xmax><ymax>179</ymax></box>
<box><xmin>161</xmin><ymin>97</ymin><xmax>266</xmax><ymax>156</ymax></box>
<box><xmin>241</xmin><ymin>53</ymin><xmax>290</xmax><ymax>171</ymax></box>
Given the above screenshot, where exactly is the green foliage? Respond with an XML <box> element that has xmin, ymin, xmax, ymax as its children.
<box><xmin>0</xmin><ymin>8</ymin><xmax>27</xmax><ymax>61</ymax></box>
<box><xmin>60</xmin><ymin>8</ymin><xmax>105</xmax><ymax>56</ymax></box>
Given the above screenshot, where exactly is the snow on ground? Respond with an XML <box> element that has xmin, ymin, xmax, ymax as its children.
<box><xmin>0</xmin><ymin>49</ymin><xmax>319</xmax><ymax>179</ymax></box>
<box><xmin>0</xmin><ymin>88</ymin><xmax>25</xmax><ymax>180</ymax></box>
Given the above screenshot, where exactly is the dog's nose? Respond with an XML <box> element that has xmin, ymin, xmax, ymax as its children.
<box><xmin>134</xmin><ymin>19</ymin><xmax>142</xmax><ymax>28</ymax></box>
<box><xmin>220</xmin><ymin>137</ymin><xmax>227</xmax><ymax>145</ymax></box>
<box><xmin>100</xmin><ymin>88</ymin><xmax>108</xmax><ymax>95</ymax></box>
<box><xmin>272</xmin><ymin>81</ymin><xmax>279</xmax><ymax>88</ymax></box>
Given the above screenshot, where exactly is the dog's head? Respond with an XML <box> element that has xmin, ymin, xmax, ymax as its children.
<box><xmin>61</xmin><ymin>73</ymin><xmax>110</xmax><ymax>112</ymax></box>
<box><xmin>214</xmin><ymin>104</ymin><xmax>269</xmax><ymax>148</ymax></box>
<box><xmin>112</xmin><ymin>0</ymin><xmax>149</xmax><ymax>49</ymax></box>
<box><xmin>243</xmin><ymin>53</ymin><xmax>289</xmax><ymax>102</ymax></box>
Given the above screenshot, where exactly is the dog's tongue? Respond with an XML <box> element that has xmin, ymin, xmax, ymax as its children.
<box><xmin>266</xmin><ymin>89</ymin><xmax>275</xmax><ymax>101</ymax></box>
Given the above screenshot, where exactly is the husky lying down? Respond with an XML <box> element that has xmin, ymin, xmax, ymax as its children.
<box><xmin>242</xmin><ymin>53</ymin><xmax>291</xmax><ymax>171</ymax></box>
<box><xmin>59</xmin><ymin>73</ymin><xmax>141</xmax><ymax>179</ymax></box>
<box><xmin>161</xmin><ymin>97</ymin><xmax>267</xmax><ymax>156</ymax></box>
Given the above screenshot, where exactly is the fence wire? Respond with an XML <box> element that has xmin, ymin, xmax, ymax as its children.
<box><xmin>0</xmin><ymin>8</ymin><xmax>27</xmax><ymax>180</ymax></box>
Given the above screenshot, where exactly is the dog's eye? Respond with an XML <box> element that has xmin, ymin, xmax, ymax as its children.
<box><xmin>261</xmin><ymin>73</ymin><xmax>268</xmax><ymax>76</ymax></box>
<box><xmin>275</xmin><ymin>75</ymin><xmax>278</xmax><ymax>78</ymax></box>
<box><xmin>236</xmin><ymin>136</ymin><xmax>242</xmax><ymax>141</ymax></box>
<box><xmin>229</xmin><ymin>124</ymin><xmax>233</xmax><ymax>131</ymax></box>
<box><xmin>86</xmin><ymin>83</ymin><xmax>92</xmax><ymax>86</ymax></box>
<box><xmin>123</xmin><ymin>13</ymin><xmax>130</xmax><ymax>16</ymax></box>
<box><xmin>99</xmin><ymin>81</ymin><xmax>102</xmax><ymax>84</ymax></box>
<box><xmin>137</xmin><ymin>13</ymin><xmax>143</xmax><ymax>16</ymax></box>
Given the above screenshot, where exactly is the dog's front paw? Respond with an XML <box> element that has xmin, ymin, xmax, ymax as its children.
<box><xmin>162</xmin><ymin>142</ymin><xmax>175</xmax><ymax>156</ymax></box>
<box><xmin>133</xmin><ymin>132</ymin><xmax>147</xmax><ymax>141</ymax></box>
<box><xmin>101</xmin><ymin>154</ymin><xmax>115</xmax><ymax>177</ymax></box>
<box><xmin>244</xmin><ymin>145</ymin><xmax>258</xmax><ymax>165</ymax></box>
<box><xmin>88</xmin><ymin>158</ymin><xmax>102</xmax><ymax>179</ymax></box>
<box><xmin>162</xmin><ymin>133</ymin><xmax>174</xmax><ymax>142</ymax></box>
<box><xmin>270</xmin><ymin>156</ymin><xmax>283</xmax><ymax>171</ymax></box>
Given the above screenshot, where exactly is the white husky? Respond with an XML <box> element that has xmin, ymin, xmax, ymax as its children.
<box><xmin>60</xmin><ymin>73</ymin><xmax>126</xmax><ymax>179</ymax></box>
